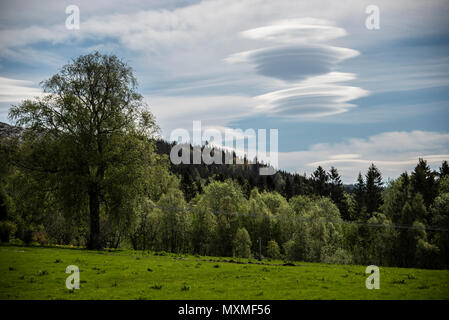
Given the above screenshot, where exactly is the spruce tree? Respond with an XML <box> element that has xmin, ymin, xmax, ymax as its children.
<box><xmin>365</xmin><ymin>164</ymin><xmax>383</xmax><ymax>215</ymax></box>
<box><xmin>354</xmin><ymin>172</ymin><xmax>366</xmax><ymax>218</ymax></box>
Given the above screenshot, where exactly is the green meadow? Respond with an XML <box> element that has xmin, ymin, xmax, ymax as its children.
<box><xmin>1</xmin><ymin>245</ymin><xmax>448</xmax><ymax>300</ymax></box>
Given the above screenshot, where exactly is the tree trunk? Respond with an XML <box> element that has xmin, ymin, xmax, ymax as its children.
<box><xmin>88</xmin><ymin>184</ymin><xmax>102</xmax><ymax>250</ymax></box>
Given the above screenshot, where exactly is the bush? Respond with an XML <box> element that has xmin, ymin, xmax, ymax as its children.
<box><xmin>0</xmin><ymin>221</ymin><xmax>17</xmax><ymax>242</ymax></box>
<box><xmin>266</xmin><ymin>240</ymin><xmax>281</xmax><ymax>259</ymax></box>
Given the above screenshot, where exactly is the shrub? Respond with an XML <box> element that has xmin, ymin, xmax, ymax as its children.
<box><xmin>266</xmin><ymin>240</ymin><xmax>281</xmax><ymax>259</ymax></box>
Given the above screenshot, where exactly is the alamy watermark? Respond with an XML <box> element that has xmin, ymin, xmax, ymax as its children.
<box><xmin>65</xmin><ymin>265</ymin><xmax>80</xmax><ymax>290</ymax></box>
<box><xmin>365</xmin><ymin>5</ymin><xmax>380</xmax><ymax>30</ymax></box>
<box><xmin>65</xmin><ymin>5</ymin><xmax>80</xmax><ymax>30</ymax></box>
<box><xmin>169</xmin><ymin>121</ymin><xmax>278</xmax><ymax>175</ymax></box>
<box><xmin>365</xmin><ymin>265</ymin><xmax>380</xmax><ymax>289</ymax></box>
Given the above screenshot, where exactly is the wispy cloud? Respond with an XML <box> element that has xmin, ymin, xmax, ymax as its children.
<box><xmin>147</xmin><ymin>95</ymin><xmax>256</xmax><ymax>137</ymax></box>
<box><xmin>0</xmin><ymin>0</ymin><xmax>448</xmax><ymax>183</ymax></box>
<box><xmin>279</xmin><ymin>130</ymin><xmax>449</xmax><ymax>182</ymax></box>
<box><xmin>0</xmin><ymin>77</ymin><xmax>42</xmax><ymax>103</ymax></box>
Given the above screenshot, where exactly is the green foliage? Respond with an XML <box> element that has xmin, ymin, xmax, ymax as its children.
<box><xmin>440</xmin><ymin>160</ymin><xmax>449</xmax><ymax>178</ymax></box>
<box><xmin>0</xmin><ymin>186</ymin><xmax>11</xmax><ymax>221</ymax></box>
<box><xmin>416</xmin><ymin>239</ymin><xmax>440</xmax><ymax>269</ymax></box>
<box><xmin>290</xmin><ymin>229</ymin><xmax>310</xmax><ymax>261</ymax></box>
<box><xmin>321</xmin><ymin>248</ymin><xmax>353</xmax><ymax>265</ymax></box>
<box><xmin>156</xmin><ymin>189</ymin><xmax>191</xmax><ymax>253</ymax></box>
<box><xmin>411</xmin><ymin>159</ymin><xmax>438</xmax><ymax>208</ymax></box>
<box><xmin>381</xmin><ymin>176</ymin><xmax>410</xmax><ymax>223</ymax></box>
<box><xmin>411</xmin><ymin>193</ymin><xmax>427</xmax><ymax>224</ymax></box>
<box><xmin>312</xmin><ymin>166</ymin><xmax>329</xmax><ymax>197</ymax></box>
<box><xmin>282</xmin><ymin>239</ymin><xmax>296</xmax><ymax>261</ymax></box>
<box><xmin>259</xmin><ymin>191</ymin><xmax>288</xmax><ymax>215</ymax></box>
<box><xmin>198</xmin><ymin>180</ymin><xmax>246</xmax><ymax>256</ymax></box>
<box><xmin>190</xmin><ymin>207</ymin><xmax>217</xmax><ymax>256</ymax></box>
<box><xmin>289</xmin><ymin>195</ymin><xmax>314</xmax><ymax>215</ymax></box>
<box><xmin>7</xmin><ymin>52</ymin><xmax>164</xmax><ymax>249</ymax></box>
<box><xmin>342</xmin><ymin>193</ymin><xmax>357</xmax><ymax>221</ymax></box>
<box><xmin>355</xmin><ymin>172</ymin><xmax>366</xmax><ymax>215</ymax></box>
<box><xmin>233</xmin><ymin>227</ymin><xmax>252</xmax><ymax>258</ymax></box>
<box><xmin>431</xmin><ymin>193</ymin><xmax>449</xmax><ymax>268</ymax></box>
<box><xmin>245</xmin><ymin>193</ymin><xmax>273</xmax><ymax>256</ymax></box>
<box><xmin>438</xmin><ymin>175</ymin><xmax>449</xmax><ymax>194</ymax></box>
<box><xmin>199</xmin><ymin>180</ymin><xmax>247</xmax><ymax>213</ymax></box>
<box><xmin>266</xmin><ymin>240</ymin><xmax>281</xmax><ymax>259</ymax></box>
<box><xmin>128</xmin><ymin>198</ymin><xmax>158</xmax><ymax>251</ymax></box>
<box><xmin>1</xmin><ymin>53</ymin><xmax>448</xmax><ymax>270</ymax></box>
<box><xmin>365</xmin><ymin>164</ymin><xmax>383</xmax><ymax>215</ymax></box>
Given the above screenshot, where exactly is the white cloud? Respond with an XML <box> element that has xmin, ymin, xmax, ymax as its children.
<box><xmin>254</xmin><ymin>72</ymin><xmax>369</xmax><ymax>118</ymax></box>
<box><xmin>240</xmin><ymin>18</ymin><xmax>347</xmax><ymax>44</ymax></box>
<box><xmin>147</xmin><ymin>95</ymin><xmax>256</xmax><ymax>138</ymax></box>
<box><xmin>0</xmin><ymin>0</ymin><xmax>447</xmax><ymax>164</ymax></box>
<box><xmin>279</xmin><ymin>131</ymin><xmax>449</xmax><ymax>183</ymax></box>
<box><xmin>1</xmin><ymin>0</ymin><xmax>447</xmax><ymax>93</ymax></box>
<box><xmin>0</xmin><ymin>77</ymin><xmax>43</xmax><ymax>103</ymax></box>
<box><xmin>202</xmin><ymin>125</ymin><xmax>257</xmax><ymax>142</ymax></box>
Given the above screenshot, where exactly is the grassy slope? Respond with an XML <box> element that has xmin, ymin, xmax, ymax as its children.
<box><xmin>1</xmin><ymin>245</ymin><xmax>448</xmax><ymax>300</ymax></box>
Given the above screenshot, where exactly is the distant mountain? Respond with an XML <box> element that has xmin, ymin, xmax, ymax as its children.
<box><xmin>0</xmin><ymin>122</ymin><xmax>22</xmax><ymax>139</ymax></box>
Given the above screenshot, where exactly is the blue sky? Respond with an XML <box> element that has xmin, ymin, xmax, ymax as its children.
<box><xmin>0</xmin><ymin>0</ymin><xmax>448</xmax><ymax>182</ymax></box>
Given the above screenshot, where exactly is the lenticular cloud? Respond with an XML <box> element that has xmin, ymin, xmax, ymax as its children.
<box><xmin>240</xmin><ymin>18</ymin><xmax>347</xmax><ymax>44</ymax></box>
<box><xmin>226</xmin><ymin>18</ymin><xmax>369</xmax><ymax>118</ymax></box>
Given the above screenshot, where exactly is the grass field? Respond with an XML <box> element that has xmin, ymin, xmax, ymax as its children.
<box><xmin>1</xmin><ymin>245</ymin><xmax>448</xmax><ymax>300</ymax></box>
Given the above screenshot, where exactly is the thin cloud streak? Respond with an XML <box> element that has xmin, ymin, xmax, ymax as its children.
<box><xmin>279</xmin><ymin>130</ymin><xmax>449</xmax><ymax>183</ymax></box>
<box><xmin>0</xmin><ymin>77</ymin><xmax>42</xmax><ymax>103</ymax></box>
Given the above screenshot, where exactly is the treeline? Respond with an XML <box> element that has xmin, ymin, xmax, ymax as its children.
<box><xmin>155</xmin><ymin>140</ymin><xmax>349</xmax><ymax>199</ymax></box>
<box><xmin>155</xmin><ymin>139</ymin><xmax>379</xmax><ymax>221</ymax></box>
<box><xmin>0</xmin><ymin>52</ymin><xmax>448</xmax><ymax>270</ymax></box>
<box><xmin>114</xmin><ymin>158</ymin><xmax>449</xmax><ymax>269</ymax></box>
<box><xmin>2</xmin><ymin>132</ymin><xmax>449</xmax><ymax>268</ymax></box>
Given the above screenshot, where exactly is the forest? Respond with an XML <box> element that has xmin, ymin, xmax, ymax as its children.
<box><xmin>0</xmin><ymin>52</ymin><xmax>448</xmax><ymax>270</ymax></box>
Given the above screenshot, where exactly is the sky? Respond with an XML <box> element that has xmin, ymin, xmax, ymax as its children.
<box><xmin>0</xmin><ymin>0</ymin><xmax>448</xmax><ymax>183</ymax></box>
